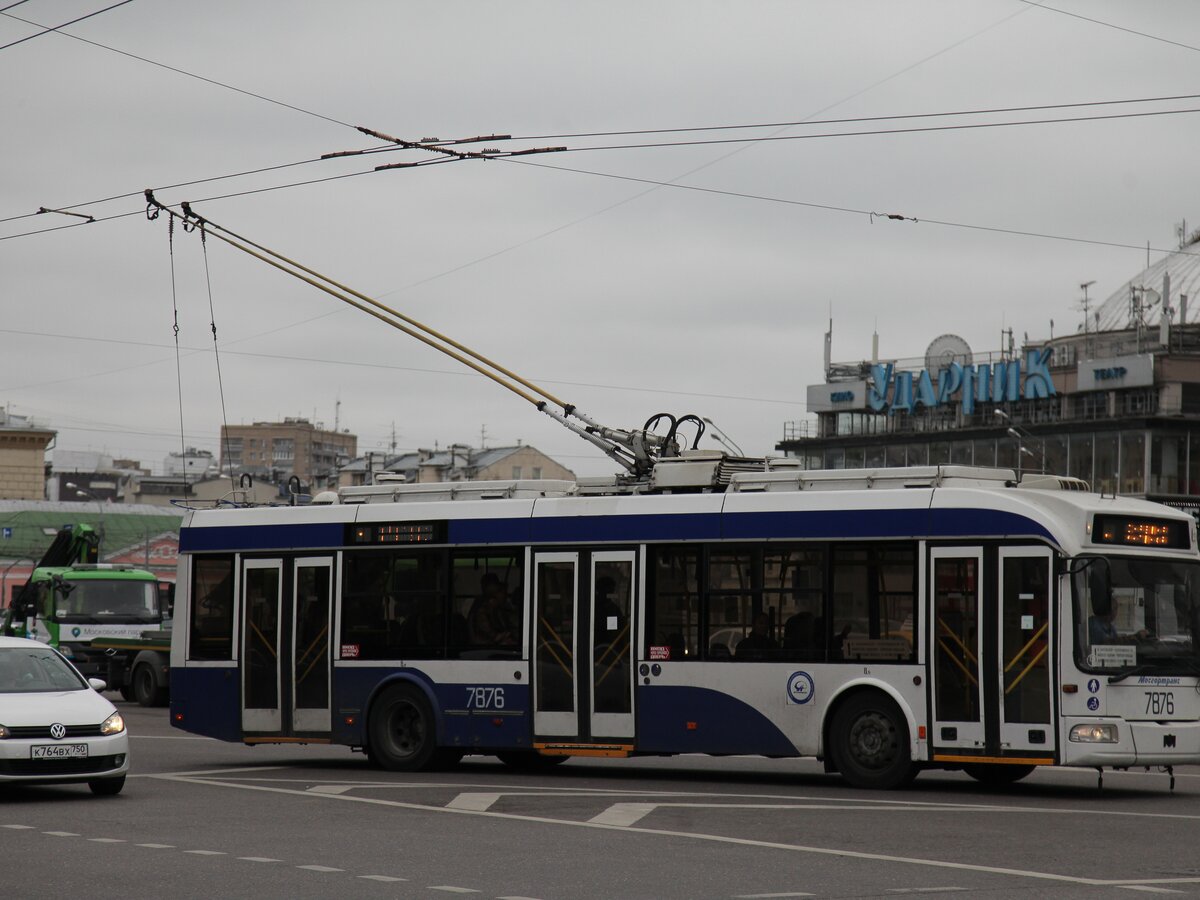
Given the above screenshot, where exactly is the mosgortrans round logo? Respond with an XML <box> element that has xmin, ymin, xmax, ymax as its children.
<box><xmin>787</xmin><ymin>671</ymin><xmax>814</xmax><ymax>705</ymax></box>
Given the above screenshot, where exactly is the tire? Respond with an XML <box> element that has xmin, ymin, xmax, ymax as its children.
<box><xmin>830</xmin><ymin>692</ymin><xmax>916</xmax><ymax>790</ymax></box>
<box><xmin>368</xmin><ymin>684</ymin><xmax>438</xmax><ymax>772</ymax></box>
<box><xmin>133</xmin><ymin>664</ymin><xmax>167</xmax><ymax>708</ymax></box>
<box><xmin>495</xmin><ymin>750</ymin><xmax>569</xmax><ymax>770</ymax></box>
<box><xmin>963</xmin><ymin>763</ymin><xmax>1036</xmax><ymax>785</ymax></box>
<box><xmin>88</xmin><ymin>775</ymin><xmax>125</xmax><ymax>796</ymax></box>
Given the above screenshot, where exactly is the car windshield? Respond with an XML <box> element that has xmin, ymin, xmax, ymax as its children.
<box><xmin>0</xmin><ymin>646</ymin><xmax>86</xmax><ymax>693</ymax></box>
<box><xmin>56</xmin><ymin>580</ymin><xmax>160</xmax><ymax>624</ymax></box>
<box><xmin>1073</xmin><ymin>555</ymin><xmax>1200</xmax><ymax>674</ymax></box>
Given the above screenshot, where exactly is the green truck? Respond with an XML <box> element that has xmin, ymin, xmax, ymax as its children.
<box><xmin>1</xmin><ymin>524</ymin><xmax>172</xmax><ymax>706</ymax></box>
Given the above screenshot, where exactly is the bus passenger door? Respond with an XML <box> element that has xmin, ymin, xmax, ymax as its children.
<box><xmin>929</xmin><ymin>548</ymin><xmax>985</xmax><ymax>750</ymax></box>
<box><xmin>996</xmin><ymin>548</ymin><xmax>1054</xmax><ymax>755</ymax></box>
<box><xmin>292</xmin><ymin>557</ymin><xmax>334</xmax><ymax>733</ymax></box>
<box><xmin>533</xmin><ymin>553</ymin><xmax>579</xmax><ymax>737</ymax></box>
<box><xmin>241</xmin><ymin>559</ymin><xmax>283</xmax><ymax>732</ymax></box>
<box><xmin>589</xmin><ymin>551</ymin><xmax>635</xmax><ymax>741</ymax></box>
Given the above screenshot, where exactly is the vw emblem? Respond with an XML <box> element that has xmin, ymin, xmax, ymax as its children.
<box><xmin>49</xmin><ymin>723</ymin><xmax>67</xmax><ymax>740</ymax></box>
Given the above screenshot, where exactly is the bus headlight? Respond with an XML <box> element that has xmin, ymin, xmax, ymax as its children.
<box><xmin>100</xmin><ymin>712</ymin><xmax>125</xmax><ymax>735</ymax></box>
<box><xmin>1070</xmin><ymin>723</ymin><xmax>1118</xmax><ymax>743</ymax></box>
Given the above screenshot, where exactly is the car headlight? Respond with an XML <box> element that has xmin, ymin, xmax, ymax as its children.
<box><xmin>0</xmin><ymin>725</ymin><xmax>9</xmax><ymax>739</ymax></box>
<box><xmin>100</xmin><ymin>712</ymin><xmax>125</xmax><ymax>736</ymax></box>
<box><xmin>1070</xmin><ymin>723</ymin><xmax>1118</xmax><ymax>743</ymax></box>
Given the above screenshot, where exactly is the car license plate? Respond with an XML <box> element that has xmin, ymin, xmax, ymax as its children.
<box><xmin>31</xmin><ymin>744</ymin><xmax>88</xmax><ymax>760</ymax></box>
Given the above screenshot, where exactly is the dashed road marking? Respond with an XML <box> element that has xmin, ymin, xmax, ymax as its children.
<box><xmin>297</xmin><ymin>865</ymin><xmax>343</xmax><ymax>872</ymax></box>
<box><xmin>1120</xmin><ymin>888</ymin><xmax>1184</xmax><ymax>894</ymax></box>
<box><xmin>447</xmin><ymin>792</ymin><xmax>502</xmax><ymax>811</ymax></box>
<box><xmin>184</xmin><ymin>850</ymin><xmax>225</xmax><ymax>855</ymax></box>
<box><xmin>137</xmin><ymin>843</ymin><xmax>174</xmax><ymax>849</ymax></box>
<box><xmin>359</xmin><ymin>875</ymin><xmax>408</xmax><ymax>883</ymax></box>
<box><xmin>428</xmin><ymin>888</ymin><xmax>480</xmax><ymax>894</ymax></box>
<box><xmin>887</xmin><ymin>890</ymin><xmax>965</xmax><ymax>895</ymax></box>
<box><xmin>734</xmin><ymin>893</ymin><xmax>815</xmax><ymax>898</ymax></box>
<box><xmin>238</xmin><ymin>856</ymin><xmax>282</xmax><ymax>863</ymax></box>
<box><xmin>589</xmin><ymin>802</ymin><xmax>658</xmax><ymax>826</ymax></box>
<box><xmin>307</xmin><ymin>784</ymin><xmax>356</xmax><ymax>795</ymax></box>
<box><xmin>88</xmin><ymin>838</ymin><xmax>125</xmax><ymax>843</ymax></box>
<box><xmin>2</xmin><ymin>825</ymin><xmax>34</xmax><ymax>830</ymax></box>
<box><xmin>43</xmin><ymin>831</ymin><xmax>78</xmax><ymax>837</ymax></box>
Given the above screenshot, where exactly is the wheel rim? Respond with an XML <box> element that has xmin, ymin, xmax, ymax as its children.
<box><xmin>846</xmin><ymin>710</ymin><xmax>898</xmax><ymax>771</ymax></box>
<box><xmin>384</xmin><ymin>701</ymin><xmax>424</xmax><ymax>759</ymax></box>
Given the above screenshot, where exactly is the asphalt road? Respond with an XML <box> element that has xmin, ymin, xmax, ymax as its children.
<box><xmin>4</xmin><ymin>698</ymin><xmax>1200</xmax><ymax>900</ymax></box>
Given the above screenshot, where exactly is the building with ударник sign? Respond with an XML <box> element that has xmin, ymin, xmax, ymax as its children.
<box><xmin>777</xmin><ymin>237</ymin><xmax>1200</xmax><ymax>515</ymax></box>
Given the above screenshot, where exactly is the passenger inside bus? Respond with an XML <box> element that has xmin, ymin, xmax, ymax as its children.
<box><xmin>469</xmin><ymin>573</ymin><xmax>517</xmax><ymax>646</ymax></box>
<box><xmin>736</xmin><ymin>612</ymin><xmax>778</xmax><ymax>660</ymax></box>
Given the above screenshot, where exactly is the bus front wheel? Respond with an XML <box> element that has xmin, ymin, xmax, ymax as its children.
<box><xmin>368</xmin><ymin>685</ymin><xmax>437</xmax><ymax>772</ymax></box>
<box><xmin>831</xmin><ymin>692</ymin><xmax>917</xmax><ymax>790</ymax></box>
<box><xmin>962</xmin><ymin>763</ymin><xmax>1035</xmax><ymax>785</ymax></box>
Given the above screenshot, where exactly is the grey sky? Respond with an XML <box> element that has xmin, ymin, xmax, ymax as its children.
<box><xmin>3</xmin><ymin>1</ymin><xmax>1198</xmax><ymax>476</ymax></box>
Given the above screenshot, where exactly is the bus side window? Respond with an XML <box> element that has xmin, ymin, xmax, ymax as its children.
<box><xmin>647</xmin><ymin>546</ymin><xmax>699</xmax><ymax>660</ymax></box>
<box><xmin>189</xmin><ymin>556</ymin><xmax>234</xmax><ymax>660</ymax></box>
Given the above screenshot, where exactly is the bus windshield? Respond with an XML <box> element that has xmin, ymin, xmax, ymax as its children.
<box><xmin>1073</xmin><ymin>556</ymin><xmax>1200</xmax><ymax>675</ymax></box>
<box><xmin>56</xmin><ymin>580</ymin><xmax>161</xmax><ymax>624</ymax></box>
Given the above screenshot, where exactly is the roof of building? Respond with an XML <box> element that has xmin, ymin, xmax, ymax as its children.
<box><xmin>1094</xmin><ymin>238</ymin><xmax>1200</xmax><ymax>332</ymax></box>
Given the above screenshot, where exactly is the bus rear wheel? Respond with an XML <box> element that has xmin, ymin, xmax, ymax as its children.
<box><xmin>496</xmin><ymin>750</ymin><xmax>568</xmax><ymax>770</ymax></box>
<box><xmin>962</xmin><ymin>763</ymin><xmax>1035</xmax><ymax>785</ymax></box>
<box><xmin>368</xmin><ymin>685</ymin><xmax>437</xmax><ymax>772</ymax></box>
<box><xmin>831</xmin><ymin>692</ymin><xmax>917</xmax><ymax>790</ymax></box>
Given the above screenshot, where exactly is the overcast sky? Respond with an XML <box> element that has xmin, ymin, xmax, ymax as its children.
<box><xmin>3</xmin><ymin>1</ymin><xmax>1199</xmax><ymax>477</ymax></box>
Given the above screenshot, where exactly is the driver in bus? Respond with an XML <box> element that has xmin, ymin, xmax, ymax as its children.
<box><xmin>1089</xmin><ymin>592</ymin><xmax>1149</xmax><ymax>645</ymax></box>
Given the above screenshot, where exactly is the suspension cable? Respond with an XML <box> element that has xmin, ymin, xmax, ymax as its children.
<box><xmin>199</xmin><ymin>225</ymin><xmax>237</xmax><ymax>488</ymax></box>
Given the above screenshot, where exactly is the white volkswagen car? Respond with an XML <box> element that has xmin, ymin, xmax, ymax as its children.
<box><xmin>0</xmin><ymin>636</ymin><xmax>129</xmax><ymax>795</ymax></box>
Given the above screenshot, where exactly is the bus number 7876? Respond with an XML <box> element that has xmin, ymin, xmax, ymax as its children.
<box><xmin>466</xmin><ymin>687</ymin><xmax>505</xmax><ymax>710</ymax></box>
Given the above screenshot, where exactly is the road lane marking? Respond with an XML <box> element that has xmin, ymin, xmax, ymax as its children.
<box><xmin>184</xmin><ymin>850</ymin><xmax>225</xmax><ymax>855</ymax></box>
<box><xmin>590</xmin><ymin>802</ymin><xmax>658</xmax><ymax>826</ymax></box>
<box><xmin>307</xmin><ymin>784</ymin><xmax>356</xmax><ymax>795</ymax></box>
<box><xmin>89</xmin><ymin>838</ymin><xmax>125</xmax><ymax>843</ymax></box>
<box><xmin>128</xmin><ymin>734</ymin><xmax>214</xmax><ymax>740</ymax></box>
<box><xmin>359</xmin><ymin>875</ymin><xmax>408</xmax><ymax>882</ymax></box>
<box><xmin>43</xmin><ymin>831</ymin><xmax>78</xmax><ymax>837</ymax></box>
<box><xmin>131</xmin><ymin>765</ymin><xmax>288</xmax><ymax>779</ymax></box>
<box><xmin>428</xmin><ymin>887</ymin><xmax>480</xmax><ymax>894</ymax></box>
<box><xmin>298</xmin><ymin>865</ymin><xmax>343</xmax><ymax>872</ymax></box>
<box><xmin>734</xmin><ymin>893</ymin><xmax>814</xmax><ymax>898</ymax></box>
<box><xmin>886</xmin><ymin>890</ymin><xmax>965</xmax><ymax>894</ymax></box>
<box><xmin>447</xmin><ymin>792</ymin><xmax>502</xmax><ymax>811</ymax></box>
<box><xmin>2</xmin><ymin>825</ymin><xmax>34</xmax><ymax>830</ymax></box>
<box><xmin>238</xmin><ymin>856</ymin><xmax>282</xmax><ymax>863</ymax></box>
<box><xmin>156</xmin><ymin>772</ymin><xmax>1200</xmax><ymax>889</ymax></box>
<box><xmin>137</xmin><ymin>843</ymin><xmax>174</xmax><ymax>849</ymax></box>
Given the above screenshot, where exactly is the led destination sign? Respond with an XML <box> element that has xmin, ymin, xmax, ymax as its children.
<box><xmin>1092</xmin><ymin>515</ymin><xmax>1190</xmax><ymax>550</ymax></box>
<box><xmin>349</xmin><ymin>522</ymin><xmax>446</xmax><ymax>544</ymax></box>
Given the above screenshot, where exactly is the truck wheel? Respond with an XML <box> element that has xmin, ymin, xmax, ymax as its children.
<box><xmin>133</xmin><ymin>664</ymin><xmax>167</xmax><ymax>707</ymax></box>
<box><xmin>831</xmin><ymin>692</ymin><xmax>917</xmax><ymax>790</ymax></box>
<box><xmin>368</xmin><ymin>684</ymin><xmax>437</xmax><ymax>772</ymax></box>
<box><xmin>119</xmin><ymin>684</ymin><xmax>135</xmax><ymax>702</ymax></box>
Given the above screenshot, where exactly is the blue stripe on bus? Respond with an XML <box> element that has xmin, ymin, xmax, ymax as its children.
<box><xmin>636</xmin><ymin>685</ymin><xmax>799</xmax><ymax>756</ymax></box>
<box><xmin>179</xmin><ymin>507</ymin><xmax>1054</xmax><ymax>552</ymax></box>
<box><xmin>179</xmin><ymin>522</ymin><xmax>345</xmax><ymax>553</ymax></box>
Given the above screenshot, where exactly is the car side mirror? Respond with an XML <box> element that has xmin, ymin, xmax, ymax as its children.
<box><xmin>87</xmin><ymin>677</ymin><xmax>107</xmax><ymax>692</ymax></box>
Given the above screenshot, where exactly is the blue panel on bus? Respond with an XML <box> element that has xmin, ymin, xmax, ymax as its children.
<box><xmin>636</xmin><ymin>685</ymin><xmax>799</xmax><ymax>756</ymax></box>
<box><xmin>449</xmin><ymin>517</ymin><xmax>533</xmax><ymax>545</ymax></box>
<box><xmin>529</xmin><ymin>512</ymin><xmax>722</xmax><ymax>544</ymax></box>
<box><xmin>170</xmin><ymin>666</ymin><xmax>241</xmax><ymax>743</ymax></box>
<box><xmin>721</xmin><ymin>508</ymin><xmax>1053</xmax><ymax>542</ymax></box>
<box><xmin>179</xmin><ymin>523</ymin><xmax>344</xmax><ymax>553</ymax></box>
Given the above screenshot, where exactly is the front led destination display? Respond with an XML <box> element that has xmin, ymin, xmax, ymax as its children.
<box><xmin>349</xmin><ymin>521</ymin><xmax>446</xmax><ymax>544</ymax></box>
<box><xmin>1092</xmin><ymin>515</ymin><xmax>1190</xmax><ymax>549</ymax></box>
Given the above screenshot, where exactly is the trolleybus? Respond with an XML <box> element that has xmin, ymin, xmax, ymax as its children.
<box><xmin>169</xmin><ymin>462</ymin><xmax>1200</xmax><ymax>789</ymax></box>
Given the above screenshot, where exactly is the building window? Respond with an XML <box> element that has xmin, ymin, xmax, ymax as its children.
<box><xmin>511</xmin><ymin>466</ymin><xmax>522</xmax><ymax>479</ymax></box>
<box><xmin>273</xmin><ymin>438</ymin><xmax>294</xmax><ymax>462</ymax></box>
<box><xmin>532</xmin><ymin>467</ymin><xmax>542</xmax><ymax>479</ymax></box>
